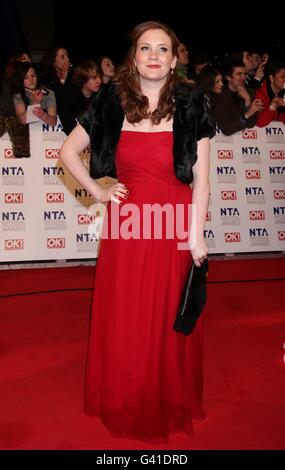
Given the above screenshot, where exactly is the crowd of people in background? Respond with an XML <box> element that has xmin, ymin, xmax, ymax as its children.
<box><xmin>0</xmin><ymin>47</ymin><xmax>116</xmax><ymax>157</ymax></box>
<box><xmin>176</xmin><ymin>44</ymin><xmax>285</xmax><ymax>134</ymax></box>
<box><xmin>0</xmin><ymin>40</ymin><xmax>285</xmax><ymax>158</ymax></box>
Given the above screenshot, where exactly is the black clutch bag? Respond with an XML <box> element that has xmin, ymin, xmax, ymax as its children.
<box><xmin>173</xmin><ymin>258</ymin><xmax>209</xmax><ymax>335</ymax></box>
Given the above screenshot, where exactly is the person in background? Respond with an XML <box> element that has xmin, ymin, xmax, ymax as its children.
<box><xmin>198</xmin><ymin>65</ymin><xmax>224</xmax><ymax>97</ymax></box>
<box><xmin>59</xmin><ymin>59</ymin><xmax>102</xmax><ymax>135</ymax></box>
<box><xmin>198</xmin><ymin>66</ymin><xmax>224</xmax><ymax>128</ymax></box>
<box><xmin>0</xmin><ymin>53</ymin><xmax>32</xmax><ymax>157</ymax></box>
<box><xmin>176</xmin><ymin>42</ymin><xmax>189</xmax><ymax>79</ymax></box>
<box><xmin>12</xmin><ymin>62</ymin><xmax>57</xmax><ymax>126</ymax></box>
<box><xmin>229</xmin><ymin>49</ymin><xmax>265</xmax><ymax>89</ymax></box>
<box><xmin>40</xmin><ymin>46</ymin><xmax>72</xmax><ymax>102</ymax></box>
<box><xmin>98</xmin><ymin>56</ymin><xmax>115</xmax><ymax>84</ymax></box>
<box><xmin>247</xmin><ymin>49</ymin><xmax>269</xmax><ymax>87</ymax></box>
<box><xmin>4</xmin><ymin>51</ymin><xmax>32</xmax><ymax>79</ymax></box>
<box><xmin>189</xmin><ymin>51</ymin><xmax>211</xmax><ymax>83</ymax></box>
<box><xmin>211</xmin><ymin>61</ymin><xmax>263</xmax><ymax>135</ymax></box>
<box><xmin>256</xmin><ymin>63</ymin><xmax>285</xmax><ymax>127</ymax></box>
<box><xmin>60</xmin><ymin>20</ymin><xmax>214</xmax><ymax>442</ymax></box>
<box><xmin>0</xmin><ymin>76</ymin><xmax>30</xmax><ymax>158</ymax></box>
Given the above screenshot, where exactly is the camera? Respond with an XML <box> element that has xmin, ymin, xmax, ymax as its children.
<box><xmin>25</xmin><ymin>87</ymin><xmax>49</xmax><ymax>96</ymax></box>
<box><xmin>38</xmin><ymin>87</ymin><xmax>49</xmax><ymax>95</ymax></box>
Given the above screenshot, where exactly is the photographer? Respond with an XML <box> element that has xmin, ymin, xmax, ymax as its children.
<box><xmin>12</xmin><ymin>62</ymin><xmax>57</xmax><ymax>126</ymax></box>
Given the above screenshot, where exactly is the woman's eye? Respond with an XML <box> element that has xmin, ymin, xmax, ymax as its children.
<box><xmin>140</xmin><ymin>46</ymin><xmax>149</xmax><ymax>51</ymax></box>
<box><xmin>159</xmin><ymin>47</ymin><xmax>168</xmax><ymax>53</ymax></box>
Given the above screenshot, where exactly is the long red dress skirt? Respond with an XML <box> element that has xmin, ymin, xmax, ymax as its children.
<box><xmin>84</xmin><ymin>131</ymin><xmax>204</xmax><ymax>442</ymax></box>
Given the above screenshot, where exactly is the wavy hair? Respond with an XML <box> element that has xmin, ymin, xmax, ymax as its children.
<box><xmin>198</xmin><ymin>66</ymin><xmax>221</xmax><ymax>96</ymax></box>
<box><xmin>115</xmin><ymin>21</ymin><xmax>179</xmax><ymax>125</ymax></box>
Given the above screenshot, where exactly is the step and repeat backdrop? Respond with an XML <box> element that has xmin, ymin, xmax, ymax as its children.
<box><xmin>208</xmin><ymin>125</ymin><xmax>285</xmax><ymax>253</ymax></box>
<box><xmin>0</xmin><ymin>121</ymin><xmax>284</xmax><ymax>261</ymax></box>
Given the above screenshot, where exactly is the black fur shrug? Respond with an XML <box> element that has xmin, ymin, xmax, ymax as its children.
<box><xmin>78</xmin><ymin>83</ymin><xmax>215</xmax><ymax>184</ymax></box>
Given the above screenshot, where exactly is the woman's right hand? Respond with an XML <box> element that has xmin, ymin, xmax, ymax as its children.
<box><xmin>96</xmin><ymin>182</ymin><xmax>128</xmax><ymax>204</ymax></box>
<box><xmin>190</xmin><ymin>237</ymin><xmax>208</xmax><ymax>267</ymax></box>
<box><xmin>31</xmin><ymin>89</ymin><xmax>44</xmax><ymax>104</ymax></box>
<box><xmin>60</xmin><ymin>61</ymin><xmax>71</xmax><ymax>82</ymax></box>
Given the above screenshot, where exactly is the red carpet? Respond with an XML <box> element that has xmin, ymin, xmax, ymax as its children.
<box><xmin>0</xmin><ymin>257</ymin><xmax>284</xmax><ymax>449</ymax></box>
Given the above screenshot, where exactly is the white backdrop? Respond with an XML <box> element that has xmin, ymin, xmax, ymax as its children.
<box><xmin>1</xmin><ymin>120</ymin><xmax>284</xmax><ymax>261</ymax></box>
<box><xmin>207</xmin><ymin>125</ymin><xmax>285</xmax><ymax>253</ymax></box>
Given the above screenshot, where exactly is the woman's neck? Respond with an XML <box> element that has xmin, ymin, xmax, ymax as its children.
<box><xmin>140</xmin><ymin>81</ymin><xmax>163</xmax><ymax>112</ymax></box>
<box><xmin>103</xmin><ymin>76</ymin><xmax>110</xmax><ymax>84</ymax></box>
<box><xmin>140</xmin><ymin>78</ymin><xmax>164</xmax><ymax>96</ymax></box>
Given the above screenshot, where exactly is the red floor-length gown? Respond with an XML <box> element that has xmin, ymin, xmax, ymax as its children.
<box><xmin>84</xmin><ymin>131</ymin><xmax>204</xmax><ymax>442</ymax></box>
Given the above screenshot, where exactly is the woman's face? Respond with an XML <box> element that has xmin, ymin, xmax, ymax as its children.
<box><xmin>23</xmin><ymin>67</ymin><xmax>37</xmax><ymax>90</ymax></box>
<box><xmin>54</xmin><ymin>48</ymin><xmax>70</xmax><ymax>71</ymax></box>
<box><xmin>101</xmin><ymin>58</ymin><xmax>115</xmax><ymax>78</ymax></box>
<box><xmin>134</xmin><ymin>28</ymin><xmax>177</xmax><ymax>83</ymax></box>
<box><xmin>213</xmin><ymin>74</ymin><xmax>223</xmax><ymax>94</ymax></box>
<box><xmin>177</xmin><ymin>43</ymin><xmax>189</xmax><ymax>65</ymax></box>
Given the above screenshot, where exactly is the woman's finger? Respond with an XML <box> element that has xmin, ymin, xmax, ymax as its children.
<box><xmin>110</xmin><ymin>195</ymin><xmax>121</xmax><ymax>204</ymax></box>
<box><xmin>116</xmin><ymin>184</ymin><xmax>128</xmax><ymax>193</ymax></box>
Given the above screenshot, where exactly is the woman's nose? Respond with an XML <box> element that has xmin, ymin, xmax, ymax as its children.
<box><xmin>149</xmin><ymin>49</ymin><xmax>158</xmax><ymax>59</ymax></box>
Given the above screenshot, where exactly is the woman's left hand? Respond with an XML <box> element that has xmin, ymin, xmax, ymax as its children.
<box><xmin>33</xmin><ymin>106</ymin><xmax>46</xmax><ymax>121</ymax></box>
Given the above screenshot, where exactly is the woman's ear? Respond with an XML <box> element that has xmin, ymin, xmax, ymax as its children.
<box><xmin>171</xmin><ymin>56</ymin><xmax>177</xmax><ymax>70</ymax></box>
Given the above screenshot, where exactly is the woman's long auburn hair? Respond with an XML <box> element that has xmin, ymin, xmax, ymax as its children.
<box><xmin>115</xmin><ymin>21</ymin><xmax>179</xmax><ymax>125</ymax></box>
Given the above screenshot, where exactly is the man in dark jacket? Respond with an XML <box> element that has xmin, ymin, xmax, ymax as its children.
<box><xmin>211</xmin><ymin>61</ymin><xmax>264</xmax><ymax>136</ymax></box>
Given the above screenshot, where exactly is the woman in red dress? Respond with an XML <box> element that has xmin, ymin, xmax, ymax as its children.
<box><xmin>60</xmin><ymin>21</ymin><xmax>214</xmax><ymax>442</ymax></box>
